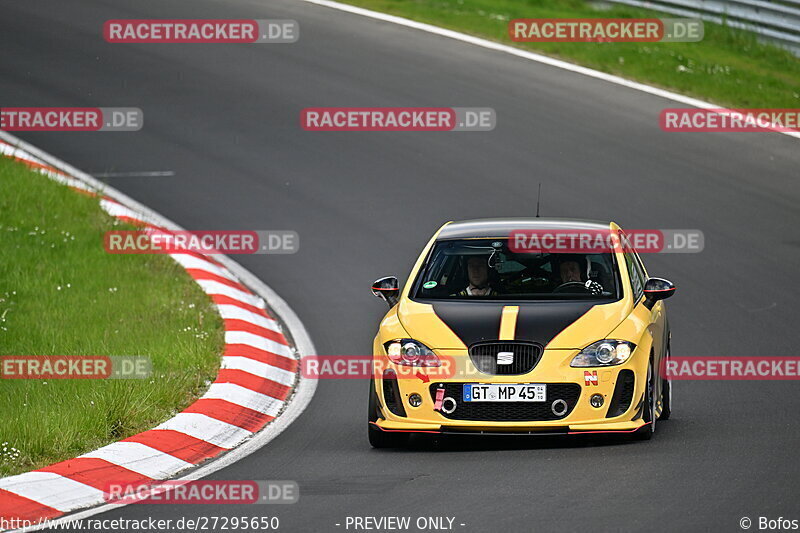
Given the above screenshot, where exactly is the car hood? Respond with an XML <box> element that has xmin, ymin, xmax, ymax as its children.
<box><xmin>397</xmin><ymin>297</ymin><xmax>631</xmax><ymax>350</ymax></box>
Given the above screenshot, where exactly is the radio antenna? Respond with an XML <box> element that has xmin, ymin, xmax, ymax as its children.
<box><xmin>535</xmin><ymin>183</ymin><xmax>542</xmax><ymax>218</ymax></box>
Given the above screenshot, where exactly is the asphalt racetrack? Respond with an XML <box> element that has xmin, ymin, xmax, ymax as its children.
<box><xmin>2</xmin><ymin>0</ymin><xmax>800</xmax><ymax>530</ymax></box>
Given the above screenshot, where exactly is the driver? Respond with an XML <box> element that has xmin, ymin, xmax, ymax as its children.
<box><xmin>556</xmin><ymin>255</ymin><xmax>603</xmax><ymax>295</ymax></box>
<box><xmin>559</xmin><ymin>257</ymin><xmax>584</xmax><ymax>283</ymax></box>
<box><xmin>456</xmin><ymin>256</ymin><xmax>495</xmax><ymax>296</ymax></box>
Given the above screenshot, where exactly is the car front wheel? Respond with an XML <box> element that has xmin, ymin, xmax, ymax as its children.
<box><xmin>659</xmin><ymin>345</ymin><xmax>672</xmax><ymax>421</ymax></box>
<box><xmin>635</xmin><ymin>362</ymin><xmax>656</xmax><ymax>440</ymax></box>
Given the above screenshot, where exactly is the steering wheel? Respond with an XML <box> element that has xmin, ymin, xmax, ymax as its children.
<box><xmin>553</xmin><ymin>281</ymin><xmax>591</xmax><ymax>294</ymax></box>
<box><xmin>553</xmin><ymin>280</ymin><xmax>604</xmax><ymax>295</ymax></box>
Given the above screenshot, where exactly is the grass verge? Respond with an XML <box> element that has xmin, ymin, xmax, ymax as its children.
<box><xmin>0</xmin><ymin>156</ymin><xmax>223</xmax><ymax>477</ymax></box>
<box><xmin>341</xmin><ymin>0</ymin><xmax>800</xmax><ymax>108</ymax></box>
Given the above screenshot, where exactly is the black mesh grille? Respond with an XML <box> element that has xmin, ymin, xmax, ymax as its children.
<box><xmin>429</xmin><ymin>382</ymin><xmax>581</xmax><ymax>421</ymax></box>
<box><xmin>606</xmin><ymin>370</ymin><xmax>635</xmax><ymax>418</ymax></box>
<box><xmin>468</xmin><ymin>341</ymin><xmax>542</xmax><ymax>375</ymax></box>
<box><xmin>382</xmin><ymin>374</ymin><xmax>406</xmax><ymax>417</ymax></box>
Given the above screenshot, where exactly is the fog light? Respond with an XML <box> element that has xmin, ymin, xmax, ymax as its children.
<box><xmin>408</xmin><ymin>393</ymin><xmax>422</xmax><ymax>407</ymax></box>
<box><xmin>590</xmin><ymin>394</ymin><xmax>604</xmax><ymax>408</ymax></box>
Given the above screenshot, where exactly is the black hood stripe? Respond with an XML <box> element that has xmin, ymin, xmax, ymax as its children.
<box><xmin>431</xmin><ymin>303</ymin><xmax>503</xmax><ymax>347</ymax></box>
<box><xmin>515</xmin><ymin>302</ymin><xmax>595</xmax><ymax>346</ymax></box>
<box><xmin>432</xmin><ymin>301</ymin><xmax>595</xmax><ymax>348</ymax></box>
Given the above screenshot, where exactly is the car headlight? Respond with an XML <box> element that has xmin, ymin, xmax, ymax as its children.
<box><xmin>385</xmin><ymin>339</ymin><xmax>441</xmax><ymax>367</ymax></box>
<box><xmin>570</xmin><ymin>340</ymin><xmax>636</xmax><ymax>367</ymax></box>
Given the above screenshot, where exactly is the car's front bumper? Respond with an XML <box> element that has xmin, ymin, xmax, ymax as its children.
<box><xmin>371</xmin><ymin>347</ymin><xmax>649</xmax><ymax>434</ymax></box>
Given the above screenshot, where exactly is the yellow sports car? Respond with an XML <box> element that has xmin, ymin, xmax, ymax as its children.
<box><xmin>369</xmin><ymin>218</ymin><xmax>675</xmax><ymax>447</ymax></box>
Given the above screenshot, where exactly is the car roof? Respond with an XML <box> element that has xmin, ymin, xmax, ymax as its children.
<box><xmin>436</xmin><ymin>218</ymin><xmax>614</xmax><ymax>240</ymax></box>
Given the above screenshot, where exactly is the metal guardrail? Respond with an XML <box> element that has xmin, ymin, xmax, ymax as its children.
<box><xmin>604</xmin><ymin>0</ymin><xmax>800</xmax><ymax>54</ymax></box>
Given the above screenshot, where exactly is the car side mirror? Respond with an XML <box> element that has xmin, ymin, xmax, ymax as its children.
<box><xmin>371</xmin><ymin>276</ymin><xmax>400</xmax><ymax>308</ymax></box>
<box><xmin>644</xmin><ymin>277</ymin><xmax>676</xmax><ymax>309</ymax></box>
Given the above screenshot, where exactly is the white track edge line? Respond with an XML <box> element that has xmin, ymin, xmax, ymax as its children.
<box><xmin>296</xmin><ymin>0</ymin><xmax>800</xmax><ymax>141</ymax></box>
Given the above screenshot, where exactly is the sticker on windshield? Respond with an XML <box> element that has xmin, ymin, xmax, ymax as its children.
<box><xmin>423</xmin><ymin>281</ymin><xmax>438</xmax><ymax>289</ymax></box>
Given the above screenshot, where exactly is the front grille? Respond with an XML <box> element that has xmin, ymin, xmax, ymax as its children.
<box><xmin>468</xmin><ymin>341</ymin><xmax>542</xmax><ymax>375</ymax></box>
<box><xmin>606</xmin><ymin>370</ymin><xmax>635</xmax><ymax>418</ymax></box>
<box><xmin>429</xmin><ymin>382</ymin><xmax>581</xmax><ymax>421</ymax></box>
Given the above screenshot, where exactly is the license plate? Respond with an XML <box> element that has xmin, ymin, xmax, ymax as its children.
<box><xmin>463</xmin><ymin>383</ymin><xmax>546</xmax><ymax>402</ymax></box>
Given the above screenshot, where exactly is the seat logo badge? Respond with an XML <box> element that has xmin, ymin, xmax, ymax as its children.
<box><xmin>497</xmin><ymin>351</ymin><xmax>514</xmax><ymax>365</ymax></box>
<box><xmin>584</xmin><ymin>370</ymin><xmax>598</xmax><ymax>386</ymax></box>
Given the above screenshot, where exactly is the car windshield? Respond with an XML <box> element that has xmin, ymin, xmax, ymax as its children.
<box><xmin>412</xmin><ymin>239</ymin><xmax>621</xmax><ymax>301</ymax></box>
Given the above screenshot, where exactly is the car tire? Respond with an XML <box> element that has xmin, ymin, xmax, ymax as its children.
<box><xmin>368</xmin><ymin>378</ymin><xmax>408</xmax><ymax>448</ymax></box>
<box><xmin>635</xmin><ymin>362</ymin><xmax>656</xmax><ymax>440</ymax></box>
<box><xmin>659</xmin><ymin>345</ymin><xmax>672</xmax><ymax>421</ymax></box>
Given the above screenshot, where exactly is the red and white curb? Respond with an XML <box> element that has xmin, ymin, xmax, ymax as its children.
<box><xmin>0</xmin><ymin>132</ymin><xmax>316</xmax><ymax>531</ymax></box>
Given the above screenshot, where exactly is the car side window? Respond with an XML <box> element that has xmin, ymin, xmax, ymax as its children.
<box><xmin>620</xmin><ymin>232</ymin><xmax>645</xmax><ymax>302</ymax></box>
<box><xmin>632</xmin><ymin>248</ymin><xmax>648</xmax><ymax>280</ymax></box>
<box><xmin>624</xmin><ymin>252</ymin><xmax>644</xmax><ymax>301</ymax></box>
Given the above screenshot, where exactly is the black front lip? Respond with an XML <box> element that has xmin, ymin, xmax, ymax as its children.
<box><xmin>439</xmin><ymin>427</ymin><xmax>570</xmax><ymax>436</ymax></box>
<box><xmin>369</xmin><ymin>421</ymin><xmax>646</xmax><ymax>436</ymax></box>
